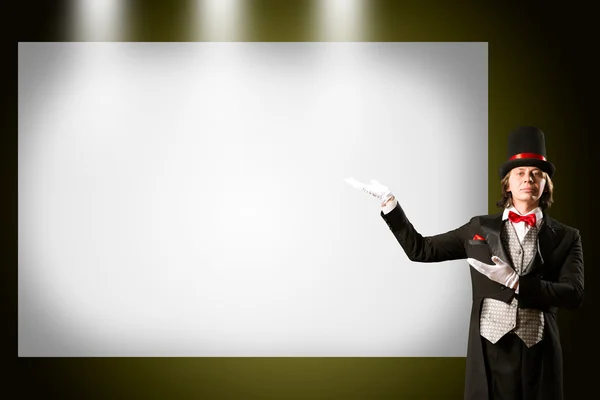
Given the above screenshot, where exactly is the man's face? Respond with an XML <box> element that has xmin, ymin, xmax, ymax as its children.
<box><xmin>507</xmin><ymin>166</ymin><xmax>547</xmax><ymax>206</ymax></box>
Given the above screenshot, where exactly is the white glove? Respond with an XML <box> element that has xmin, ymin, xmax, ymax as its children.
<box><xmin>345</xmin><ymin>177</ymin><xmax>394</xmax><ymax>205</ymax></box>
<box><xmin>467</xmin><ymin>256</ymin><xmax>519</xmax><ymax>291</ymax></box>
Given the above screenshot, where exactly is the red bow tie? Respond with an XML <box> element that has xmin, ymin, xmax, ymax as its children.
<box><xmin>508</xmin><ymin>211</ymin><xmax>536</xmax><ymax>227</ymax></box>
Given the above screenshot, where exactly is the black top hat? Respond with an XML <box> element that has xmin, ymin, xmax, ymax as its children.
<box><xmin>498</xmin><ymin>126</ymin><xmax>555</xmax><ymax>178</ymax></box>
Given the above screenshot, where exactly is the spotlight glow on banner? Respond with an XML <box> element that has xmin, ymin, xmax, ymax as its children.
<box><xmin>19</xmin><ymin>42</ymin><xmax>487</xmax><ymax>357</ymax></box>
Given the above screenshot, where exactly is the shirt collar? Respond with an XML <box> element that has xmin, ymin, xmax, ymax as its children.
<box><xmin>502</xmin><ymin>206</ymin><xmax>544</xmax><ymax>227</ymax></box>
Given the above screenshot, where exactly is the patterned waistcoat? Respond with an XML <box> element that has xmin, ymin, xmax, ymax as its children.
<box><xmin>479</xmin><ymin>221</ymin><xmax>545</xmax><ymax>347</ymax></box>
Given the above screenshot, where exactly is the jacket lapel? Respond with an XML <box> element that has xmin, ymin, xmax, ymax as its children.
<box><xmin>480</xmin><ymin>212</ymin><xmax>511</xmax><ymax>265</ymax></box>
<box><xmin>537</xmin><ymin>213</ymin><xmax>560</xmax><ymax>266</ymax></box>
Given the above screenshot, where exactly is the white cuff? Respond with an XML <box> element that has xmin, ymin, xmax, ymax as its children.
<box><xmin>381</xmin><ymin>198</ymin><xmax>398</xmax><ymax>215</ymax></box>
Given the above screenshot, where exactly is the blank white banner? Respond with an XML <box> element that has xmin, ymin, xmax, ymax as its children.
<box><xmin>18</xmin><ymin>42</ymin><xmax>487</xmax><ymax>356</ymax></box>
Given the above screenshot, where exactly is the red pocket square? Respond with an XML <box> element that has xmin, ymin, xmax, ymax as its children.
<box><xmin>473</xmin><ymin>234</ymin><xmax>485</xmax><ymax>241</ymax></box>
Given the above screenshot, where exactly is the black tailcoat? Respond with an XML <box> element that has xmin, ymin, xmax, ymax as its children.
<box><xmin>381</xmin><ymin>204</ymin><xmax>584</xmax><ymax>400</ymax></box>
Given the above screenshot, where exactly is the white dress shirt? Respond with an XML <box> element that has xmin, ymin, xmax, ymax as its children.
<box><xmin>381</xmin><ymin>197</ymin><xmax>398</xmax><ymax>215</ymax></box>
<box><xmin>502</xmin><ymin>206</ymin><xmax>544</xmax><ymax>243</ymax></box>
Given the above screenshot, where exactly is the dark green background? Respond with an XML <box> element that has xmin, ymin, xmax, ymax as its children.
<box><xmin>6</xmin><ymin>1</ymin><xmax>593</xmax><ymax>398</ymax></box>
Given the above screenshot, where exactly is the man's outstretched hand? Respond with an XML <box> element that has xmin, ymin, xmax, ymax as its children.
<box><xmin>345</xmin><ymin>177</ymin><xmax>394</xmax><ymax>205</ymax></box>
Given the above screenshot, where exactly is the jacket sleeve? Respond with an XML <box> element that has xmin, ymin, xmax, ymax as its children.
<box><xmin>518</xmin><ymin>229</ymin><xmax>584</xmax><ymax>309</ymax></box>
<box><xmin>381</xmin><ymin>202</ymin><xmax>469</xmax><ymax>263</ymax></box>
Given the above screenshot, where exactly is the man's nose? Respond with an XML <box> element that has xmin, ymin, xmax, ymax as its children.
<box><xmin>525</xmin><ymin>174</ymin><xmax>533</xmax><ymax>183</ymax></box>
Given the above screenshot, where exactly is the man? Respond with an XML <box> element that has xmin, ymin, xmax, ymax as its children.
<box><xmin>346</xmin><ymin>126</ymin><xmax>584</xmax><ymax>400</ymax></box>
